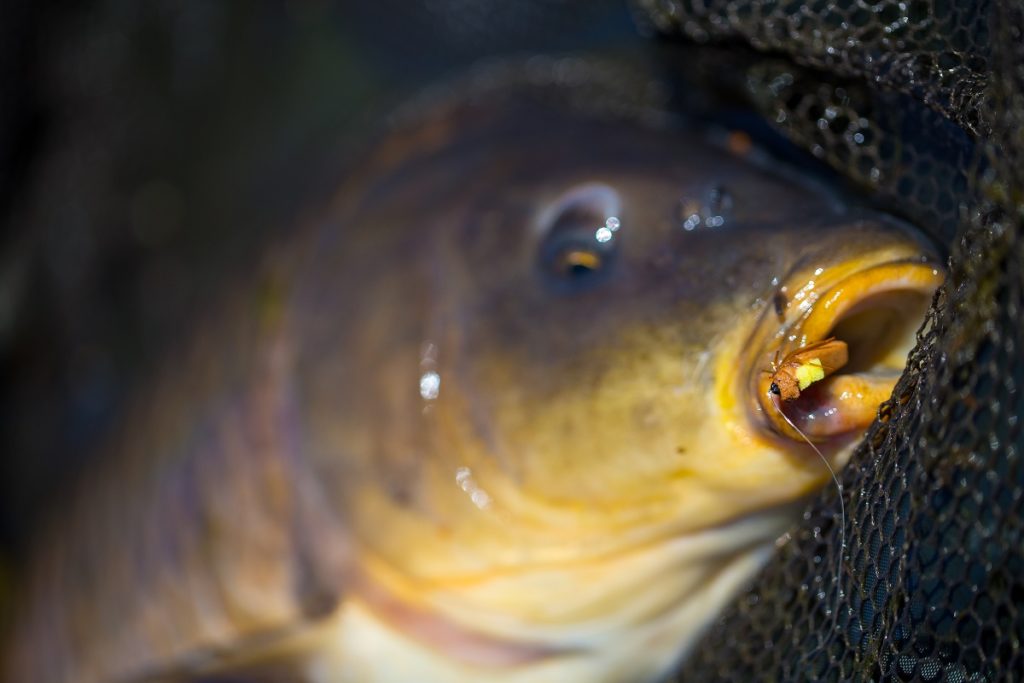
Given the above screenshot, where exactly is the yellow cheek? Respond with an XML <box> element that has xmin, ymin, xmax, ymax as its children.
<box><xmin>794</xmin><ymin>358</ymin><xmax>825</xmax><ymax>390</ymax></box>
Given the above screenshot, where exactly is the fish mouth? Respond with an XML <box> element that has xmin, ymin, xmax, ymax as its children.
<box><xmin>749</xmin><ymin>254</ymin><xmax>944</xmax><ymax>443</ymax></box>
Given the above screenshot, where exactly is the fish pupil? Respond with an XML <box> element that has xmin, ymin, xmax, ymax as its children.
<box><xmin>557</xmin><ymin>247</ymin><xmax>602</xmax><ymax>276</ymax></box>
<box><xmin>566</xmin><ymin>257</ymin><xmax>600</xmax><ymax>278</ymax></box>
<box><xmin>569</xmin><ymin>262</ymin><xmax>594</xmax><ymax>276</ymax></box>
<box><xmin>770</xmin><ymin>382</ymin><xmax>781</xmax><ymax>395</ymax></box>
<box><xmin>540</xmin><ymin>239</ymin><xmax>613</xmax><ymax>291</ymax></box>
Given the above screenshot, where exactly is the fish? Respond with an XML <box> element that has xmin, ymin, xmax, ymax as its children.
<box><xmin>1</xmin><ymin>84</ymin><xmax>943</xmax><ymax>683</ymax></box>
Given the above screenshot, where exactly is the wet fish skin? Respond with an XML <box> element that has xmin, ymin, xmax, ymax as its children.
<box><xmin>285</xmin><ymin>96</ymin><xmax>936</xmax><ymax>680</ymax></box>
<box><xmin>3</xmin><ymin>92</ymin><xmax>937</xmax><ymax>683</ymax></box>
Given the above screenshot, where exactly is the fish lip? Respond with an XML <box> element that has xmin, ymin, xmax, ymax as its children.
<box><xmin>744</xmin><ymin>251</ymin><xmax>945</xmax><ymax>443</ymax></box>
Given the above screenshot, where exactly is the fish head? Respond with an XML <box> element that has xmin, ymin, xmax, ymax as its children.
<box><xmin>289</xmin><ymin>91</ymin><xmax>941</xmax><ymax>680</ymax></box>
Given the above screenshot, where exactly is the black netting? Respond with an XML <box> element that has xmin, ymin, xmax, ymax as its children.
<box><xmin>638</xmin><ymin>0</ymin><xmax>1024</xmax><ymax>680</ymax></box>
<box><xmin>638</xmin><ymin>0</ymin><xmax>993</xmax><ymax>135</ymax></box>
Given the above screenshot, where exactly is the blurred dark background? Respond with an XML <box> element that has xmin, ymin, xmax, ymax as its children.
<box><xmin>0</xmin><ymin>1</ymin><xmax>643</xmax><ymax>573</ymax></box>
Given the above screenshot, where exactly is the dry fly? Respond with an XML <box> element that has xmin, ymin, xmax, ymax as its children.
<box><xmin>767</xmin><ymin>337</ymin><xmax>849</xmax><ymax>401</ymax></box>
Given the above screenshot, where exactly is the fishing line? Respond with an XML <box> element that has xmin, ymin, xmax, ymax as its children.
<box><xmin>772</xmin><ymin>396</ymin><xmax>847</xmax><ymax>637</ymax></box>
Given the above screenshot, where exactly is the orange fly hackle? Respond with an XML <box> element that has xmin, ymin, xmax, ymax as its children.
<box><xmin>767</xmin><ymin>337</ymin><xmax>849</xmax><ymax>401</ymax></box>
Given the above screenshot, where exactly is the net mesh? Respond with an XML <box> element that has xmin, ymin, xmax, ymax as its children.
<box><xmin>635</xmin><ymin>0</ymin><xmax>1024</xmax><ymax>679</ymax></box>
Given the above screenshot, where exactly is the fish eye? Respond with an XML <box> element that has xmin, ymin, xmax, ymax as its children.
<box><xmin>536</xmin><ymin>183</ymin><xmax>621</xmax><ymax>290</ymax></box>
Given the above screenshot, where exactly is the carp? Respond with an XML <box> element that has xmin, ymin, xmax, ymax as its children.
<box><xmin>2</xmin><ymin>84</ymin><xmax>942</xmax><ymax>683</ymax></box>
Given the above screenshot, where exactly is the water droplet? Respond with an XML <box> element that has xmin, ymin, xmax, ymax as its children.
<box><xmin>677</xmin><ymin>185</ymin><xmax>733</xmax><ymax>231</ymax></box>
<box><xmin>595</xmin><ymin>226</ymin><xmax>613</xmax><ymax>243</ymax></box>
<box><xmin>605</xmin><ymin>216</ymin><xmax>620</xmax><ymax>232</ymax></box>
<box><xmin>453</xmin><ymin>466</ymin><xmax>492</xmax><ymax>509</ymax></box>
<box><xmin>470</xmin><ymin>490</ymin><xmax>491</xmax><ymax>509</ymax></box>
<box><xmin>419</xmin><ymin>371</ymin><xmax>441</xmax><ymax>400</ymax></box>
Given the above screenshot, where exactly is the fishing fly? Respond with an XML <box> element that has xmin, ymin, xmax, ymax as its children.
<box><xmin>767</xmin><ymin>337</ymin><xmax>848</xmax><ymax>401</ymax></box>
